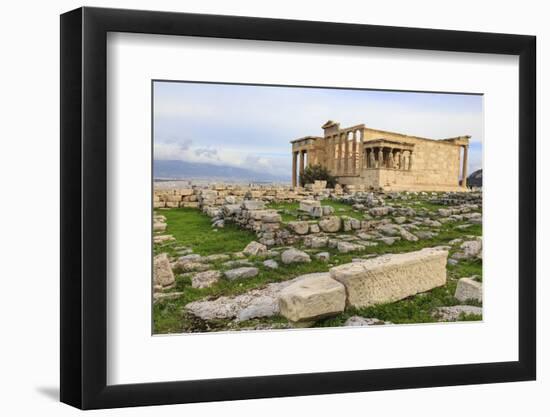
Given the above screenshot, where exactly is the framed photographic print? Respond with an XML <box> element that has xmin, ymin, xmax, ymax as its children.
<box><xmin>60</xmin><ymin>6</ymin><xmax>536</xmax><ymax>410</ymax></box>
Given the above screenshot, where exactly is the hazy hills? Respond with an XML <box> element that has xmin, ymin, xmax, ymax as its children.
<box><xmin>153</xmin><ymin>160</ymin><xmax>289</xmax><ymax>182</ymax></box>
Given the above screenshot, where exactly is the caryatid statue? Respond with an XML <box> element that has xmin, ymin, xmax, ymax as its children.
<box><xmin>387</xmin><ymin>151</ymin><xmax>394</xmax><ymax>169</ymax></box>
<box><xmin>368</xmin><ymin>149</ymin><xmax>376</xmax><ymax>168</ymax></box>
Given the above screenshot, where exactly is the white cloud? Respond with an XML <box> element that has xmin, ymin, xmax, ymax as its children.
<box><xmin>154</xmin><ymin>83</ymin><xmax>483</xmax><ymax>173</ymax></box>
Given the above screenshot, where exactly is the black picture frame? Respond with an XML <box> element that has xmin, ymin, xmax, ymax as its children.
<box><xmin>60</xmin><ymin>6</ymin><xmax>536</xmax><ymax>410</ymax></box>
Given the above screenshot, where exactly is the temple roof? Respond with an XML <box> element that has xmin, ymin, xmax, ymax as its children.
<box><xmin>321</xmin><ymin>120</ymin><xmax>338</xmax><ymax>129</ymax></box>
<box><xmin>364</xmin><ymin>138</ymin><xmax>416</xmax><ymax>149</ymax></box>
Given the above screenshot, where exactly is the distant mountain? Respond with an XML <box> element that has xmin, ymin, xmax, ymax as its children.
<box><xmin>153</xmin><ymin>160</ymin><xmax>289</xmax><ymax>182</ymax></box>
<box><xmin>467</xmin><ymin>169</ymin><xmax>482</xmax><ymax>188</ymax></box>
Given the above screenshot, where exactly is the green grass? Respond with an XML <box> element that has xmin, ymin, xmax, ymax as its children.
<box><xmin>447</xmin><ymin>258</ymin><xmax>482</xmax><ymax>281</ymax></box>
<box><xmin>154</xmin><ymin>208</ymin><xmax>257</xmax><ymax>256</ymax></box>
<box><xmin>458</xmin><ymin>313</ymin><xmax>483</xmax><ymax>321</ymax></box>
<box><xmin>153</xmin><ymin>200</ymin><xmax>483</xmax><ymax>333</ymax></box>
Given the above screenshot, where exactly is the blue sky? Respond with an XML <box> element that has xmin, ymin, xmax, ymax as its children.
<box><xmin>154</xmin><ymin>81</ymin><xmax>483</xmax><ymax>178</ymax></box>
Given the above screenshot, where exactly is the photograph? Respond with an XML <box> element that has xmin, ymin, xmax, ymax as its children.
<box><xmin>152</xmin><ymin>81</ymin><xmax>483</xmax><ymax>334</ymax></box>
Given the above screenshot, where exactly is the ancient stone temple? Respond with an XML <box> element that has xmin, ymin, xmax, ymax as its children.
<box><xmin>291</xmin><ymin>120</ymin><xmax>470</xmax><ymax>191</ymax></box>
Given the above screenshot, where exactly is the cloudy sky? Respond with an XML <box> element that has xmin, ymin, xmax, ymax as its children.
<box><xmin>153</xmin><ymin>81</ymin><xmax>483</xmax><ymax>179</ymax></box>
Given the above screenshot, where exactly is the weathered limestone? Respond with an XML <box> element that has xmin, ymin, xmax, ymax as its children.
<box><xmin>452</xmin><ymin>238</ymin><xmax>482</xmax><ymax>260</ymax></box>
<box><xmin>341</xmin><ymin>216</ymin><xmax>361</xmax><ymax>231</ymax></box>
<box><xmin>337</xmin><ymin>241</ymin><xmax>365</xmax><ymax>253</ymax></box>
<box><xmin>153</xmin><ymin>234</ymin><xmax>175</xmax><ymax>244</ymax></box>
<box><xmin>454</xmin><ymin>277</ymin><xmax>482</xmax><ymax>302</ymax></box>
<box><xmin>153</xmin><ymin>222</ymin><xmax>167</xmax><ymax>232</ymax></box>
<box><xmin>319</xmin><ymin>216</ymin><xmax>341</xmax><ymax>233</ymax></box>
<box><xmin>174</xmin><ymin>260</ymin><xmax>210</xmax><ymax>273</ymax></box>
<box><xmin>369</xmin><ymin>206</ymin><xmax>392</xmax><ymax>217</ymax></box>
<box><xmin>278</xmin><ymin>273</ymin><xmax>346</xmax><ymax>322</ymax></box>
<box><xmin>399</xmin><ymin>227</ymin><xmax>418</xmax><ymax>242</ymax></box>
<box><xmin>242</xmin><ymin>200</ymin><xmax>266</xmax><ymax>210</ymax></box>
<box><xmin>204</xmin><ymin>253</ymin><xmax>230</xmax><ymax>262</ymax></box>
<box><xmin>433</xmin><ymin>305</ymin><xmax>482</xmax><ymax>321</ymax></box>
<box><xmin>281</xmin><ymin>248</ymin><xmax>311</xmax><ymax>264</ymax></box>
<box><xmin>192</xmin><ymin>270</ymin><xmax>221</xmax><ymax>289</ymax></box>
<box><xmin>224</xmin><ymin>267</ymin><xmax>259</xmax><ymax>280</ymax></box>
<box><xmin>153</xmin><ymin>253</ymin><xmax>175</xmax><ymax>287</ymax></box>
<box><xmin>186</xmin><ymin>276</ymin><xmax>308</xmax><ymax>322</ymax></box>
<box><xmin>287</xmin><ymin>221</ymin><xmax>309</xmax><ymax>235</ymax></box>
<box><xmin>330</xmin><ymin>248</ymin><xmax>448</xmax><ymax>308</ymax></box>
<box><xmin>153</xmin><ymin>292</ymin><xmax>183</xmax><ymax>303</ymax></box>
<box><xmin>243</xmin><ymin>241</ymin><xmax>267</xmax><ymax>256</ymax></box>
<box><xmin>304</xmin><ymin>235</ymin><xmax>329</xmax><ymax>248</ymax></box>
<box><xmin>315</xmin><ymin>252</ymin><xmax>330</xmax><ymax>261</ymax></box>
<box><xmin>344</xmin><ymin>316</ymin><xmax>387</xmax><ymax>326</ymax></box>
<box><xmin>299</xmin><ymin>199</ymin><xmax>321</xmax><ymax>216</ymax></box>
<box><xmin>263</xmin><ymin>259</ymin><xmax>279</xmax><ymax>269</ymax></box>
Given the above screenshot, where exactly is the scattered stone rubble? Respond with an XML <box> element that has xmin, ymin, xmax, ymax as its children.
<box><xmin>432</xmin><ymin>305</ymin><xmax>483</xmax><ymax>321</ymax></box>
<box><xmin>344</xmin><ymin>316</ymin><xmax>390</xmax><ymax>326</ymax></box>
<box><xmin>454</xmin><ymin>277</ymin><xmax>483</xmax><ymax>302</ymax></box>
<box><xmin>153</xmin><ymin>184</ymin><xmax>483</xmax><ymax>329</ymax></box>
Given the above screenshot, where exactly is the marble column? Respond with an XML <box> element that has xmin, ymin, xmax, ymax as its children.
<box><xmin>351</xmin><ymin>131</ymin><xmax>357</xmax><ymax>175</ymax></box>
<box><xmin>334</xmin><ymin>135</ymin><xmax>342</xmax><ymax>175</ymax></box>
<box><xmin>378</xmin><ymin>148</ymin><xmax>384</xmax><ymax>168</ymax></box>
<box><xmin>369</xmin><ymin>148</ymin><xmax>376</xmax><ymax>168</ymax></box>
<box><xmin>292</xmin><ymin>151</ymin><xmax>298</xmax><ymax>187</ymax></box>
<box><xmin>461</xmin><ymin>145</ymin><xmax>469</xmax><ymax>186</ymax></box>
<box><xmin>330</xmin><ymin>136</ymin><xmax>336</xmax><ymax>172</ymax></box>
<box><xmin>344</xmin><ymin>133</ymin><xmax>349</xmax><ymax>175</ymax></box>
<box><xmin>299</xmin><ymin>150</ymin><xmax>305</xmax><ymax>186</ymax></box>
<box><xmin>357</xmin><ymin>130</ymin><xmax>363</xmax><ymax>172</ymax></box>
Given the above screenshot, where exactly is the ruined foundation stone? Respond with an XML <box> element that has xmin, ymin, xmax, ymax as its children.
<box><xmin>287</xmin><ymin>221</ymin><xmax>309</xmax><ymax>235</ymax></box>
<box><xmin>330</xmin><ymin>247</ymin><xmax>448</xmax><ymax>308</ymax></box>
<box><xmin>224</xmin><ymin>267</ymin><xmax>259</xmax><ymax>281</ymax></box>
<box><xmin>153</xmin><ymin>253</ymin><xmax>175</xmax><ymax>287</ymax></box>
<box><xmin>281</xmin><ymin>248</ymin><xmax>311</xmax><ymax>264</ymax></box>
<box><xmin>299</xmin><ymin>199</ymin><xmax>321</xmax><ymax>216</ymax></box>
<box><xmin>318</xmin><ymin>216</ymin><xmax>341</xmax><ymax>233</ymax></box>
<box><xmin>243</xmin><ymin>241</ymin><xmax>267</xmax><ymax>256</ymax></box>
<box><xmin>278</xmin><ymin>273</ymin><xmax>346</xmax><ymax>322</ymax></box>
<box><xmin>192</xmin><ymin>270</ymin><xmax>221</xmax><ymax>289</ymax></box>
<box><xmin>454</xmin><ymin>277</ymin><xmax>482</xmax><ymax>302</ymax></box>
<box><xmin>433</xmin><ymin>305</ymin><xmax>482</xmax><ymax>321</ymax></box>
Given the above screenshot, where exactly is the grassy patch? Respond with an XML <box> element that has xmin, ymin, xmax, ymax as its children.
<box><xmin>447</xmin><ymin>258</ymin><xmax>483</xmax><ymax>280</ymax></box>
<box><xmin>457</xmin><ymin>313</ymin><xmax>483</xmax><ymax>321</ymax></box>
<box><xmin>154</xmin><ymin>208</ymin><xmax>256</xmax><ymax>256</ymax></box>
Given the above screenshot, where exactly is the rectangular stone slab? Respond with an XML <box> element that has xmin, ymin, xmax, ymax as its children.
<box><xmin>299</xmin><ymin>199</ymin><xmax>321</xmax><ymax>213</ymax></box>
<box><xmin>330</xmin><ymin>248</ymin><xmax>448</xmax><ymax>308</ymax></box>
<box><xmin>278</xmin><ymin>273</ymin><xmax>346</xmax><ymax>322</ymax></box>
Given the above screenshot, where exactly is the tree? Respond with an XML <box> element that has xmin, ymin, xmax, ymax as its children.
<box><xmin>299</xmin><ymin>164</ymin><xmax>338</xmax><ymax>188</ymax></box>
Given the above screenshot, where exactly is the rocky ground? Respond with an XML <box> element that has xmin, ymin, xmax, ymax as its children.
<box><xmin>153</xmin><ymin>188</ymin><xmax>482</xmax><ymax>334</ymax></box>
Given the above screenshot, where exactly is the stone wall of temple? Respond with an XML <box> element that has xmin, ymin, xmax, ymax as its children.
<box><xmin>362</xmin><ymin>129</ymin><xmax>464</xmax><ymax>190</ymax></box>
